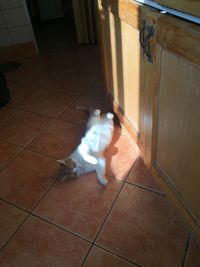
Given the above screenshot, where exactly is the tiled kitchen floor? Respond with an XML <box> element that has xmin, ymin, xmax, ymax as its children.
<box><xmin>0</xmin><ymin>32</ymin><xmax>200</xmax><ymax>267</ymax></box>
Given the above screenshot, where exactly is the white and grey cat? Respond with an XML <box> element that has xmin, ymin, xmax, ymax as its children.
<box><xmin>57</xmin><ymin>108</ymin><xmax>114</xmax><ymax>185</ymax></box>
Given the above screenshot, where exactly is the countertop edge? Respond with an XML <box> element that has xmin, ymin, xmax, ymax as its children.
<box><xmin>135</xmin><ymin>0</ymin><xmax>200</xmax><ymax>25</ymax></box>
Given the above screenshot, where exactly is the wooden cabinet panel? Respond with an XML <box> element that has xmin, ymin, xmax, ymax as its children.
<box><xmin>139</xmin><ymin>6</ymin><xmax>162</xmax><ymax>164</ymax></box>
<box><xmin>153</xmin><ymin>15</ymin><xmax>200</xmax><ymax>229</ymax></box>
<box><xmin>156</xmin><ymin>50</ymin><xmax>200</xmax><ymax>221</ymax></box>
<box><xmin>155</xmin><ymin>0</ymin><xmax>200</xmax><ymax>18</ymax></box>
<box><xmin>121</xmin><ymin>20</ymin><xmax>141</xmax><ymax>132</ymax></box>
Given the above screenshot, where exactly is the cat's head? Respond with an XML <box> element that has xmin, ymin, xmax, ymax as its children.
<box><xmin>57</xmin><ymin>158</ymin><xmax>82</xmax><ymax>177</ymax></box>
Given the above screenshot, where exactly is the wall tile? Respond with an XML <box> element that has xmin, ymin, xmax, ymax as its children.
<box><xmin>0</xmin><ymin>28</ymin><xmax>11</xmax><ymax>46</ymax></box>
<box><xmin>3</xmin><ymin>7</ymin><xmax>30</xmax><ymax>27</ymax></box>
<box><xmin>0</xmin><ymin>0</ymin><xmax>24</xmax><ymax>9</ymax></box>
<box><xmin>9</xmin><ymin>25</ymin><xmax>34</xmax><ymax>44</ymax></box>
<box><xmin>0</xmin><ymin>10</ymin><xmax>6</xmax><ymax>29</ymax></box>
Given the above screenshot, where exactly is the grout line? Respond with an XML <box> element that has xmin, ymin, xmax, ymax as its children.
<box><xmin>0</xmin><ymin>138</ymin><xmax>61</xmax><ymax>162</ymax></box>
<box><xmin>29</xmin><ymin>173</ymin><xmax>61</xmax><ymax>213</ymax></box>
<box><xmin>80</xmin><ymin>243</ymin><xmax>93</xmax><ymax>267</ymax></box>
<box><xmin>8</xmin><ymin>104</ymin><xmax>57</xmax><ymax>119</ymax></box>
<box><xmin>125</xmin><ymin>180</ymin><xmax>165</xmax><ymax>196</ymax></box>
<box><xmin>182</xmin><ymin>233</ymin><xmax>191</xmax><ymax>267</ymax></box>
<box><xmin>30</xmin><ymin>213</ymin><xmax>91</xmax><ymax>244</ymax></box>
<box><xmin>105</xmin><ymin>153</ymin><xmax>138</xmax><ymax>183</ymax></box>
<box><xmin>0</xmin><ymin>197</ymin><xmax>92</xmax><ymax>255</ymax></box>
<box><xmin>56</xmin><ymin>92</ymin><xmax>85</xmax><ymax>119</ymax></box>
<box><xmin>23</xmin><ymin>120</ymin><xmax>55</xmax><ymax>147</ymax></box>
<box><xmin>119</xmin><ymin>158</ymin><xmax>165</xmax><ymax>196</ymax></box>
<box><xmin>24</xmin><ymin>118</ymin><xmax>56</xmax><ymax>145</ymax></box>
<box><xmin>25</xmin><ymin>147</ymin><xmax>58</xmax><ymax>160</ymax></box>
<box><xmin>0</xmin><ymin>212</ymin><xmax>30</xmax><ymax>252</ymax></box>
<box><xmin>0</xmin><ymin>138</ymin><xmax>25</xmax><ymax>148</ymax></box>
<box><xmin>0</xmin><ymin>147</ymin><xmax>24</xmax><ymax>172</ymax></box>
<box><xmin>0</xmin><ymin>198</ymin><xmax>30</xmax><ymax>214</ymax></box>
<box><xmin>0</xmin><ymin>176</ymin><xmax>93</xmax><ymax>250</ymax></box>
<box><xmin>94</xmin><ymin>244</ymin><xmax>142</xmax><ymax>267</ymax></box>
<box><xmin>94</xmin><ymin>182</ymin><xmax>124</xmax><ymax>242</ymax></box>
<box><xmin>0</xmin><ymin>110</ymin><xmax>18</xmax><ymax>126</ymax></box>
<box><xmin>79</xmin><ymin>180</ymin><xmax>126</xmax><ymax>266</ymax></box>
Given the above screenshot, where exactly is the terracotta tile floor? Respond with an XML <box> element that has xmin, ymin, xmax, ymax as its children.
<box><xmin>0</xmin><ymin>43</ymin><xmax>200</xmax><ymax>267</ymax></box>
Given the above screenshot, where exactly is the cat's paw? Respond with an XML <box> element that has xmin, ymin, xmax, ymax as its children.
<box><xmin>106</xmin><ymin>112</ymin><xmax>114</xmax><ymax>119</ymax></box>
<box><xmin>98</xmin><ymin>178</ymin><xmax>108</xmax><ymax>185</ymax></box>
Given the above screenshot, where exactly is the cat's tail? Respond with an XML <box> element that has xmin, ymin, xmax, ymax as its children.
<box><xmin>77</xmin><ymin>106</ymin><xmax>101</xmax><ymax>116</ymax></box>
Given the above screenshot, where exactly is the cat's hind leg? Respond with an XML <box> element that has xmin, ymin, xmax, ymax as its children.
<box><xmin>96</xmin><ymin>157</ymin><xmax>108</xmax><ymax>185</ymax></box>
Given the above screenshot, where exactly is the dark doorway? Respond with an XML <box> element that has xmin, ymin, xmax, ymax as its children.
<box><xmin>25</xmin><ymin>0</ymin><xmax>76</xmax><ymax>53</ymax></box>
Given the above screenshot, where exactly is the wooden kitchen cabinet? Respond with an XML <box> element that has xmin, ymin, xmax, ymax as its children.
<box><xmin>98</xmin><ymin>0</ymin><xmax>200</xmax><ymax>242</ymax></box>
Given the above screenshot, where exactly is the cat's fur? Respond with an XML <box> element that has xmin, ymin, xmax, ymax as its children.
<box><xmin>57</xmin><ymin>109</ymin><xmax>114</xmax><ymax>185</ymax></box>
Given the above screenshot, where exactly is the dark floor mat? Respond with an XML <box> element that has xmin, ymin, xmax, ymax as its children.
<box><xmin>0</xmin><ymin>61</ymin><xmax>21</xmax><ymax>73</ymax></box>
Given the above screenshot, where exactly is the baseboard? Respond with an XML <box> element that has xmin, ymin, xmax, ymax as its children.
<box><xmin>108</xmin><ymin>94</ymin><xmax>140</xmax><ymax>145</ymax></box>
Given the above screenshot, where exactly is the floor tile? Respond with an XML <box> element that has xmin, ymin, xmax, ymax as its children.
<box><xmin>28</xmin><ymin>119</ymin><xmax>84</xmax><ymax>159</ymax></box>
<box><xmin>105</xmin><ymin>134</ymin><xmax>139</xmax><ymax>181</ymax></box>
<box><xmin>0</xmin><ymin>110</ymin><xmax>52</xmax><ymax>147</ymax></box>
<box><xmin>0</xmin><ymin>200</ymin><xmax>27</xmax><ymax>249</ymax></box>
<box><xmin>59</xmin><ymin>106</ymin><xmax>89</xmax><ymax>125</ymax></box>
<box><xmin>0</xmin><ymin>150</ymin><xmax>60</xmax><ymax>211</ymax></box>
<box><xmin>20</xmin><ymin>89</ymin><xmax>77</xmax><ymax>118</ymax></box>
<box><xmin>0</xmin><ymin>141</ymin><xmax>22</xmax><ymax>170</ymax></box>
<box><xmin>71</xmin><ymin>95</ymin><xmax>110</xmax><ymax>113</ymax></box>
<box><xmin>83</xmin><ymin>246</ymin><xmax>137</xmax><ymax>267</ymax></box>
<box><xmin>64</xmin><ymin>73</ymin><xmax>105</xmax><ymax>95</ymax></box>
<box><xmin>9</xmin><ymin>81</ymin><xmax>46</xmax><ymax>108</ymax></box>
<box><xmin>58</xmin><ymin>73</ymin><xmax>93</xmax><ymax>94</ymax></box>
<box><xmin>0</xmin><ymin>106</ymin><xmax>17</xmax><ymax>124</ymax></box>
<box><xmin>127</xmin><ymin>157</ymin><xmax>163</xmax><ymax>193</ymax></box>
<box><xmin>34</xmin><ymin>174</ymin><xmax>122</xmax><ymax>241</ymax></box>
<box><xmin>96</xmin><ymin>183</ymin><xmax>188</xmax><ymax>267</ymax></box>
<box><xmin>184</xmin><ymin>237</ymin><xmax>200</xmax><ymax>267</ymax></box>
<box><xmin>0</xmin><ymin>215</ymin><xmax>90</xmax><ymax>267</ymax></box>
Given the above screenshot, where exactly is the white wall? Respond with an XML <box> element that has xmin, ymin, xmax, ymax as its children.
<box><xmin>0</xmin><ymin>0</ymin><xmax>35</xmax><ymax>47</ymax></box>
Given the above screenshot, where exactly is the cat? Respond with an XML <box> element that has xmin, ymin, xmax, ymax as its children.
<box><xmin>57</xmin><ymin>108</ymin><xmax>114</xmax><ymax>185</ymax></box>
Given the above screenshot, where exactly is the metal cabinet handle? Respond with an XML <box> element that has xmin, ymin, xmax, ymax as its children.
<box><xmin>139</xmin><ymin>19</ymin><xmax>146</xmax><ymax>50</ymax></box>
<box><xmin>139</xmin><ymin>20</ymin><xmax>155</xmax><ymax>64</ymax></box>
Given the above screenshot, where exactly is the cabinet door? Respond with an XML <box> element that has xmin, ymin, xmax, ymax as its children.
<box><xmin>139</xmin><ymin>6</ymin><xmax>162</xmax><ymax>164</ymax></box>
<box><xmin>153</xmin><ymin>15</ymin><xmax>200</xmax><ymax>223</ymax></box>
<box><xmin>155</xmin><ymin>0</ymin><xmax>200</xmax><ymax>18</ymax></box>
<box><xmin>98</xmin><ymin>0</ymin><xmax>142</xmax><ymax>140</ymax></box>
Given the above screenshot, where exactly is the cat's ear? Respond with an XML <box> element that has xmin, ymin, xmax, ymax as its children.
<box><xmin>57</xmin><ymin>159</ymin><xmax>66</xmax><ymax>165</ymax></box>
<box><xmin>106</xmin><ymin>112</ymin><xmax>114</xmax><ymax>119</ymax></box>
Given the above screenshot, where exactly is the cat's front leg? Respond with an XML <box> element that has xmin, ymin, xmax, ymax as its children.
<box><xmin>96</xmin><ymin>157</ymin><xmax>108</xmax><ymax>185</ymax></box>
<box><xmin>78</xmin><ymin>143</ymin><xmax>98</xmax><ymax>164</ymax></box>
